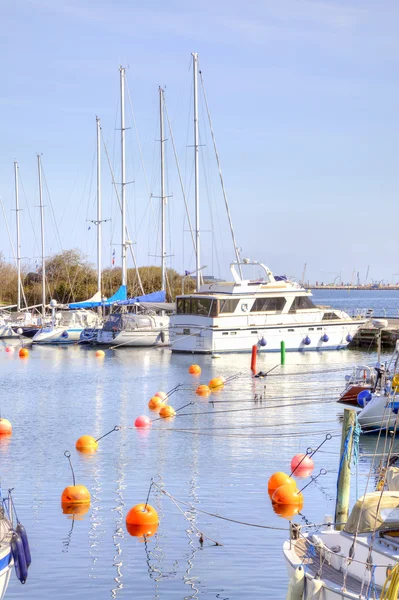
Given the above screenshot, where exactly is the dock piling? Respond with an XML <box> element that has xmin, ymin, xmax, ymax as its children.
<box><xmin>280</xmin><ymin>341</ymin><xmax>286</xmax><ymax>365</ymax></box>
<box><xmin>334</xmin><ymin>408</ymin><xmax>356</xmax><ymax>530</ymax></box>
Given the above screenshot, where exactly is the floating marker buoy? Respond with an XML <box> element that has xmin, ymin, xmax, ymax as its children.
<box><xmin>126</xmin><ymin>522</ymin><xmax>159</xmax><ymax>538</ymax></box>
<box><xmin>321</xmin><ymin>334</ymin><xmax>329</xmax><ymax>343</ymax></box>
<box><xmin>134</xmin><ymin>415</ymin><xmax>152</xmax><ymax>428</ymax></box>
<box><xmin>267</xmin><ymin>472</ymin><xmax>297</xmax><ymax>496</ymax></box>
<box><xmin>189</xmin><ymin>364</ymin><xmax>201</xmax><ymax>375</ymax></box>
<box><xmin>272</xmin><ymin>502</ymin><xmax>303</xmax><ymax>519</ymax></box>
<box><xmin>95</xmin><ymin>350</ymin><xmax>105</xmax><ymax>358</ymax></box>
<box><xmin>19</xmin><ymin>348</ymin><xmax>29</xmax><ymax>358</ymax></box>
<box><xmin>159</xmin><ymin>405</ymin><xmax>176</xmax><ymax>418</ymax></box>
<box><xmin>0</xmin><ymin>419</ymin><xmax>12</xmax><ymax>436</ymax></box>
<box><xmin>208</xmin><ymin>377</ymin><xmax>224</xmax><ymax>391</ymax></box>
<box><xmin>291</xmin><ymin>454</ymin><xmax>314</xmax><ymax>472</ymax></box>
<box><xmin>154</xmin><ymin>391</ymin><xmax>167</xmax><ymax>400</ymax></box>
<box><xmin>272</xmin><ymin>484</ymin><xmax>303</xmax><ymax>506</ymax></box>
<box><xmin>293</xmin><ymin>466</ymin><xmax>314</xmax><ymax>479</ymax></box>
<box><xmin>75</xmin><ymin>435</ymin><xmax>98</xmax><ymax>452</ymax></box>
<box><xmin>126</xmin><ymin>503</ymin><xmax>158</xmax><ymax>525</ymax></box>
<box><xmin>148</xmin><ymin>396</ymin><xmax>164</xmax><ymax>410</ymax></box>
<box><xmin>61</xmin><ymin>485</ymin><xmax>91</xmax><ymax>505</ymax></box>
<box><xmin>303</xmin><ymin>336</ymin><xmax>311</xmax><ymax>346</ymax></box>
<box><xmin>196</xmin><ymin>384</ymin><xmax>211</xmax><ymax>396</ymax></box>
<box><xmin>346</xmin><ymin>334</ymin><xmax>353</xmax><ymax>343</ymax></box>
<box><xmin>5</xmin><ymin>346</ymin><xmax>14</xmax><ymax>354</ymax></box>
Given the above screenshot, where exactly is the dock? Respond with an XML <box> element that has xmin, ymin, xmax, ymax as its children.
<box><xmin>351</xmin><ymin>317</ymin><xmax>399</xmax><ymax>348</ymax></box>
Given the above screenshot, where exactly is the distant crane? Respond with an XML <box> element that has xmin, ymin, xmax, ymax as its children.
<box><xmin>365</xmin><ymin>265</ymin><xmax>370</xmax><ymax>285</ymax></box>
<box><xmin>357</xmin><ymin>271</ymin><xmax>360</xmax><ymax>286</ymax></box>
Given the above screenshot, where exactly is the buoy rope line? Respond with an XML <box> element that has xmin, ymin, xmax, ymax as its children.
<box><xmin>207</xmin><ymin>394</ymin><xmax>341</xmax><ymax>404</ymax></box>
<box><xmin>153</xmin><ymin>419</ymin><xmax>340</xmax><ymax>431</ymax></box>
<box><xmin>155</xmin><ymin>395</ymin><xmax>341</xmax><ymax>419</ymax></box>
<box><xmin>150</xmin><ymin>481</ymin><xmax>288</xmax><ymax>532</ymax></box>
<box><xmin>154</xmin><ymin>428</ymin><xmax>341</xmax><ymax>439</ymax></box>
<box><xmin>64</xmin><ymin>450</ymin><xmax>76</xmax><ymax>486</ymax></box>
<box><xmin>95</xmin><ymin>425</ymin><xmax>120</xmax><ymax>443</ymax></box>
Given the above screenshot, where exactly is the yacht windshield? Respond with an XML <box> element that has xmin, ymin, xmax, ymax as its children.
<box><xmin>250</xmin><ymin>297</ymin><xmax>286</xmax><ymax>312</ymax></box>
<box><xmin>177</xmin><ymin>298</ymin><xmax>218</xmax><ymax>317</ymax></box>
<box><xmin>289</xmin><ymin>296</ymin><xmax>317</xmax><ymax>311</ymax></box>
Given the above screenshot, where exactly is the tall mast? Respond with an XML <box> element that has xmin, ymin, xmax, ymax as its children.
<box><xmin>14</xmin><ymin>162</ymin><xmax>21</xmax><ymax>312</ymax></box>
<box><xmin>96</xmin><ymin>116</ymin><xmax>102</xmax><ymax>295</ymax></box>
<box><xmin>120</xmin><ymin>66</ymin><xmax>127</xmax><ymax>288</ymax></box>
<box><xmin>37</xmin><ymin>154</ymin><xmax>46</xmax><ymax>318</ymax></box>
<box><xmin>192</xmin><ymin>52</ymin><xmax>201</xmax><ymax>292</ymax></box>
<box><xmin>159</xmin><ymin>87</ymin><xmax>166</xmax><ymax>292</ymax></box>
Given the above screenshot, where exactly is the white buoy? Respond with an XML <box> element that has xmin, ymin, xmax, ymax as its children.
<box><xmin>305</xmin><ymin>576</ymin><xmax>323</xmax><ymax>599</ymax></box>
<box><xmin>286</xmin><ymin>566</ymin><xmax>305</xmax><ymax>600</ymax></box>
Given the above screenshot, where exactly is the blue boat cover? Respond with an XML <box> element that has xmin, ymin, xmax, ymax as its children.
<box><xmin>68</xmin><ymin>285</ymin><xmax>127</xmax><ymax>309</ymax></box>
<box><xmin>116</xmin><ymin>290</ymin><xmax>166</xmax><ymax>305</ymax></box>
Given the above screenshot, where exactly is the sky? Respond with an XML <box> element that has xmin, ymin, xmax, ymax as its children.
<box><xmin>1</xmin><ymin>0</ymin><xmax>399</xmax><ymax>286</ymax></box>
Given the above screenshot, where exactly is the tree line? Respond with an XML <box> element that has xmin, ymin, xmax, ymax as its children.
<box><xmin>0</xmin><ymin>249</ymin><xmax>196</xmax><ymax>308</ymax></box>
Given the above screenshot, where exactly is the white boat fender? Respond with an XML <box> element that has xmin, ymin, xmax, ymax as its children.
<box><xmin>305</xmin><ymin>576</ymin><xmax>323</xmax><ymax>600</ymax></box>
<box><xmin>286</xmin><ymin>565</ymin><xmax>305</xmax><ymax>600</ymax></box>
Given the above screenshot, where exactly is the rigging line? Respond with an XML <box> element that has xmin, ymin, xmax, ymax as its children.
<box><xmin>164</xmin><ymin>95</ymin><xmax>196</xmax><ymax>255</ymax></box>
<box><xmin>199</xmin><ymin>67</ymin><xmax>242</xmax><ymax>276</ymax></box>
<box><xmin>101</xmin><ymin>128</ymin><xmax>144</xmax><ymax>295</ymax></box>
<box><xmin>0</xmin><ymin>188</ymin><xmax>28</xmax><ymax>310</ymax></box>
<box><xmin>124</xmin><ymin>72</ymin><xmax>156</xmax><ymax>225</ymax></box>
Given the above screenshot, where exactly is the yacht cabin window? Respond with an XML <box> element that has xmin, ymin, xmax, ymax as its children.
<box><xmin>289</xmin><ymin>296</ymin><xmax>317</xmax><ymax>311</ymax></box>
<box><xmin>219</xmin><ymin>299</ymin><xmax>240</xmax><ymax>314</ymax></box>
<box><xmin>250</xmin><ymin>297</ymin><xmax>286</xmax><ymax>312</ymax></box>
<box><xmin>176</xmin><ymin>298</ymin><xmax>218</xmax><ymax>317</ymax></box>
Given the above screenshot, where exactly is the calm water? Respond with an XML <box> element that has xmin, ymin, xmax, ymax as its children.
<box><xmin>1</xmin><ymin>291</ymin><xmax>399</xmax><ymax>599</ymax></box>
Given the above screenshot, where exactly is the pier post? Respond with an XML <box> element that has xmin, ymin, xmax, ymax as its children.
<box><xmin>334</xmin><ymin>408</ymin><xmax>356</xmax><ymax>530</ymax></box>
<box><xmin>251</xmin><ymin>345</ymin><xmax>257</xmax><ymax>374</ymax></box>
<box><xmin>280</xmin><ymin>341</ymin><xmax>286</xmax><ymax>365</ymax></box>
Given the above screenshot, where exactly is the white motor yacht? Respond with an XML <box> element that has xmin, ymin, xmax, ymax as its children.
<box><xmin>170</xmin><ymin>260</ymin><xmax>367</xmax><ymax>353</ymax></box>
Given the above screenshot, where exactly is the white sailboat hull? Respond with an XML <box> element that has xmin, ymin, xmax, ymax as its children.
<box><xmin>0</xmin><ymin>533</ymin><xmax>13</xmax><ymax>600</ymax></box>
<box><xmin>170</xmin><ymin>320</ymin><xmax>363</xmax><ymax>353</ymax></box>
<box><xmin>357</xmin><ymin>393</ymin><xmax>397</xmax><ymax>430</ymax></box>
<box><xmin>32</xmin><ymin>326</ymin><xmax>83</xmax><ymax>344</ymax></box>
<box><xmin>0</xmin><ymin>324</ymin><xmax>19</xmax><ymax>339</ymax></box>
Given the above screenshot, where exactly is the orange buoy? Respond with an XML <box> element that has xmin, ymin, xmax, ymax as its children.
<box><xmin>272</xmin><ymin>484</ymin><xmax>303</xmax><ymax>506</ymax></box>
<box><xmin>159</xmin><ymin>405</ymin><xmax>176</xmax><ymax>418</ymax></box>
<box><xmin>208</xmin><ymin>377</ymin><xmax>224</xmax><ymax>391</ymax></box>
<box><xmin>135</xmin><ymin>415</ymin><xmax>152</xmax><ymax>428</ymax></box>
<box><xmin>0</xmin><ymin>419</ymin><xmax>12</xmax><ymax>436</ymax></box>
<box><xmin>126</xmin><ymin>522</ymin><xmax>158</xmax><ymax>538</ymax></box>
<box><xmin>196</xmin><ymin>384</ymin><xmax>211</xmax><ymax>396</ymax></box>
<box><xmin>154</xmin><ymin>391</ymin><xmax>167</xmax><ymax>400</ymax></box>
<box><xmin>189</xmin><ymin>364</ymin><xmax>201</xmax><ymax>375</ymax></box>
<box><xmin>291</xmin><ymin>454</ymin><xmax>314</xmax><ymax>473</ymax></box>
<box><xmin>61</xmin><ymin>485</ymin><xmax>91</xmax><ymax>505</ymax></box>
<box><xmin>75</xmin><ymin>435</ymin><xmax>98</xmax><ymax>452</ymax></box>
<box><xmin>95</xmin><ymin>350</ymin><xmax>105</xmax><ymax>358</ymax></box>
<box><xmin>62</xmin><ymin>503</ymin><xmax>91</xmax><ymax>518</ymax></box>
<box><xmin>126</xmin><ymin>503</ymin><xmax>158</xmax><ymax>526</ymax></box>
<box><xmin>19</xmin><ymin>348</ymin><xmax>29</xmax><ymax>358</ymax></box>
<box><xmin>272</xmin><ymin>501</ymin><xmax>303</xmax><ymax>519</ymax></box>
<box><xmin>268</xmin><ymin>472</ymin><xmax>297</xmax><ymax>497</ymax></box>
<box><xmin>148</xmin><ymin>396</ymin><xmax>165</xmax><ymax>410</ymax></box>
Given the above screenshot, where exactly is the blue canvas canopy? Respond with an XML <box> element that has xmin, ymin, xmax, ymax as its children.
<box><xmin>116</xmin><ymin>290</ymin><xmax>166</xmax><ymax>305</ymax></box>
<box><xmin>68</xmin><ymin>285</ymin><xmax>127</xmax><ymax>309</ymax></box>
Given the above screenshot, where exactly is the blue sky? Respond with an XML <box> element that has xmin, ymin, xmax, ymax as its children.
<box><xmin>1</xmin><ymin>0</ymin><xmax>399</xmax><ymax>285</ymax></box>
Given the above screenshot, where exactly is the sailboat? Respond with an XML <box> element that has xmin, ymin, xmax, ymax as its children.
<box><xmin>169</xmin><ymin>53</ymin><xmax>366</xmax><ymax>354</ymax></box>
<box><xmin>96</xmin><ymin>71</ymin><xmax>172</xmax><ymax>348</ymax></box>
<box><xmin>31</xmin><ymin>155</ymin><xmax>102</xmax><ymax>345</ymax></box>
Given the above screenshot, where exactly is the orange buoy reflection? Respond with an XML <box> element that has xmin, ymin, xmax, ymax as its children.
<box><xmin>272</xmin><ymin>501</ymin><xmax>303</xmax><ymax>519</ymax></box>
<box><xmin>62</xmin><ymin>502</ymin><xmax>91</xmax><ymax>519</ymax></box>
<box><xmin>126</xmin><ymin>522</ymin><xmax>159</xmax><ymax>538</ymax></box>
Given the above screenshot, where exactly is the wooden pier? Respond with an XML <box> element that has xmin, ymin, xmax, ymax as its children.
<box><xmin>351</xmin><ymin>318</ymin><xmax>399</xmax><ymax>348</ymax></box>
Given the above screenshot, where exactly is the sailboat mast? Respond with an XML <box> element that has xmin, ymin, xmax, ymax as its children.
<box><xmin>96</xmin><ymin>116</ymin><xmax>102</xmax><ymax>295</ymax></box>
<box><xmin>37</xmin><ymin>154</ymin><xmax>46</xmax><ymax>318</ymax></box>
<box><xmin>192</xmin><ymin>52</ymin><xmax>201</xmax><ymax>292</ymax></box>
<box><xmin>14</xmin><ymin>161</ymin><xmax>21</xmax><ymax>312</ymax></box>
<box><xmin>120</xmin><ymin>66</ymin><xmax>127</xmax><ymax>288</ymax></box>
<box><xmin>159</xmin><ymin>87</ymin><xmax>166</xmax><ymax>292</ymax></box>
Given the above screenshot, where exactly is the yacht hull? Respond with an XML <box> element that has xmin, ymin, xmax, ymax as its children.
<box><xmin>170</xmin><ymin>321</ymin><xmax>363</xmax><ymax>353</ymax></box>
<box><xmin>0</xmin><ymin>546</ymin><xmax>12</xmax><ymax>600</ymax></box>
<box><xmin>97</xmin><ymin>329</ymin><xmax>169</xmax><ymax>347</ymax></box>
<box><xmin>32</xmin><ymin>327</ymin><xmax>83</xmax><ymax>344</ymax></box>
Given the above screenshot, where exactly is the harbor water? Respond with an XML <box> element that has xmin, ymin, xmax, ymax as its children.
<box><xmin>2</xmin><ymin>289</ymin><xmax>399</xmax><ymax>599</ymax></box>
